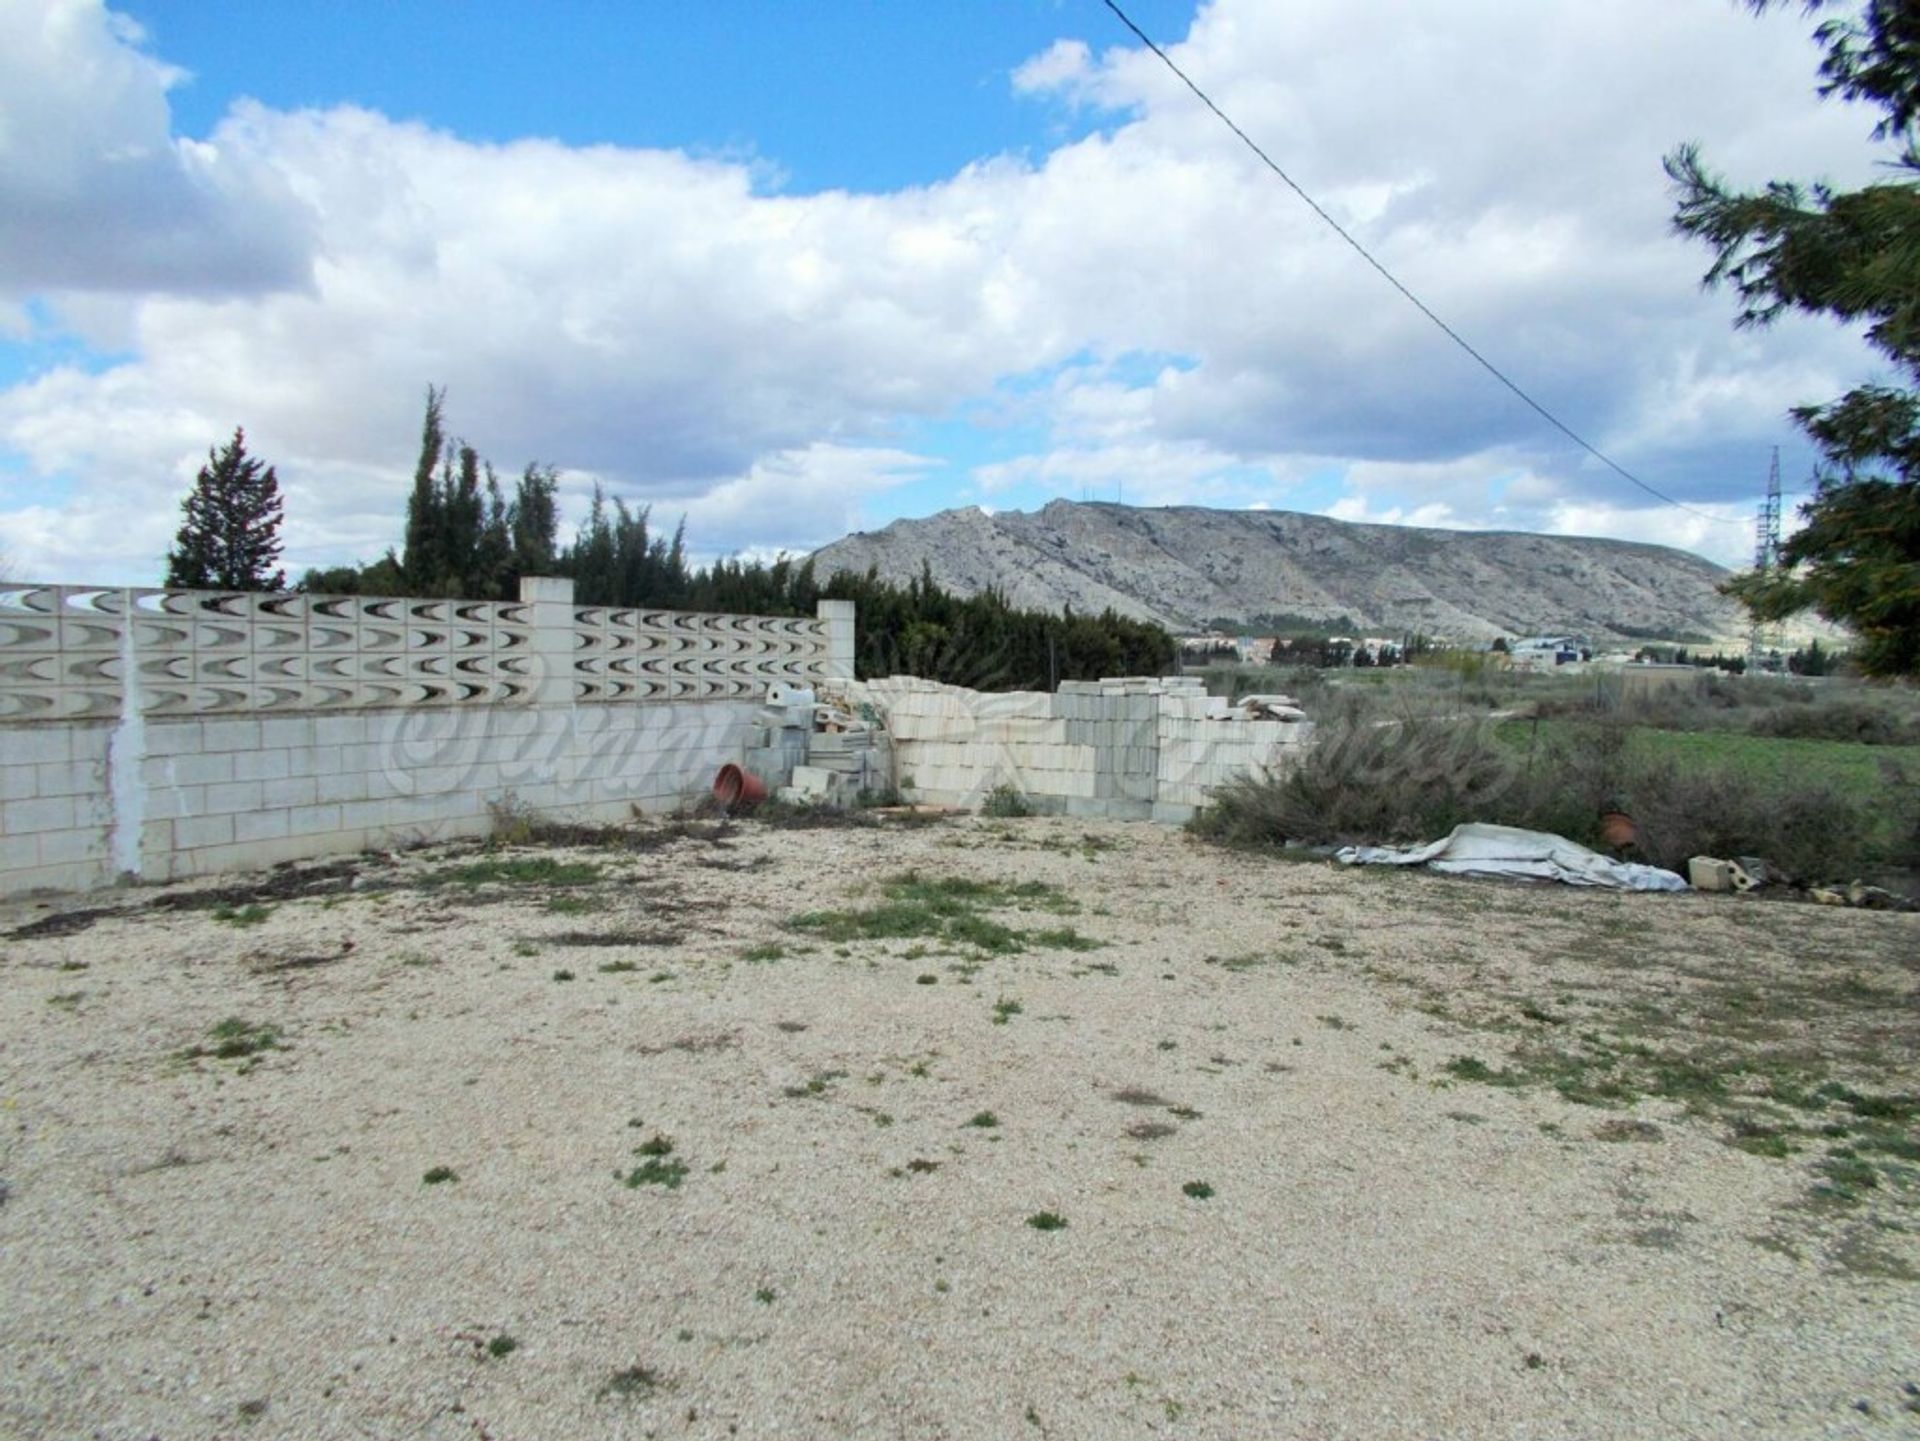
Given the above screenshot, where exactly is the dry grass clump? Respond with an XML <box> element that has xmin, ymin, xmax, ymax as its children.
<box><xmin>1194</xmin><ymin>706</ymin><xmax>1881</xmax><ymax>884</ymax></box>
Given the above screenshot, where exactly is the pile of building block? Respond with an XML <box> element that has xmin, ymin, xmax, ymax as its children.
<box><xmin>788</xmin><ymin>727</ymin><xmax>893</xmax><ymax>805</ymax></box>
<box><xmin>835</xmin><ymin>673</ymin><xmax>1311</xmax><ymax>823</ymax></box>
<box><xmin>738</xmin><ymin>682</ymin><xmax>896</xmax><ymax>805</ymax></box>
<box><xmin>1153</xmin><ymin>686</ymin><xmax>1308</xmax><ymax>824</ymax></box>
<box><xmin>741</xmin><ymin>685</ymin><xmax>814</xmax><ymax>794</ymax></box>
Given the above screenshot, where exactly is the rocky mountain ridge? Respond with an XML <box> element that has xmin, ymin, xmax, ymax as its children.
<box><xmin>811</xmin><ymin>500</ymin><xmax>1753</xmax><ymax>643</ymax></box>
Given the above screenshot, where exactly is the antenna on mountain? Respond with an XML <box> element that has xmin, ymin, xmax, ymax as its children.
<box><xmin>1747</xmin><ymin>447</ymin><xmax>1783</xmax><ymax>672</ymax></box>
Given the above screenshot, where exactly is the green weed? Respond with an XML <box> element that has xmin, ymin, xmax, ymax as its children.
<box><xmin>624</xmin><ymin>1158</ymin><xmax>689</xmax><ymax>1189</ymax></box>
<box><xmin>182</xmin><ymin>1017</ymin><xmax>282</xmax><ymax>1063</ymax></box>
<box><xmin>212</xmin><ymin>903</ymin><xmax>272</xmax><ymax>927</ymax></box>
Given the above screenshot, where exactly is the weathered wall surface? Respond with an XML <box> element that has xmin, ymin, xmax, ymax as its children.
<box><xmin>849</xmin><ymin>675</ymin><xmax>1310</xmax><ymax>823</ymax></box>
<box><xmin>0</xmin><ymin>578</ymin><xmax>853</xmax><ymax>896</ymax></box>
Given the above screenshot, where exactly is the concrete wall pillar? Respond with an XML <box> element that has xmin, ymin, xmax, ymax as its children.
<box><xmin>817</xmin><ymin>598</ymin><xmax>856</xmax><ymax>682</ymax></box>
<box><xmin>519</xmin><ymin>575</ymin><xmax>577</xmax><ymax>707</ymax></box>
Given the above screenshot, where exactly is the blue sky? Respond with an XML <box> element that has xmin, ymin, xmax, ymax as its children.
<box><xmin>0</xmin><ymin>0</ymin><xmax>1886</xmax><ymax>582</ymax></box>
<box><xmin>119</xmin><ymin>1</ymin><xmax>1194</xmax><ymax>191</ymax></box>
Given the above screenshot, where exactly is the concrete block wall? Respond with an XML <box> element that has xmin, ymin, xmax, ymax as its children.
<box><xmin>122</xmin><ymin>700</ymin><xmax>759</xmax><ymax>887</ymax></box>
<box><xmin>0</xmin><ymin>577</ymin><xmax>853</xmax><ymax>897</ymax></box>
<box><xmin>847</xmin><ymin>674</ymin><xmax>1311</xmax><ymax>821</ymax></box>
<box><xmin>0</xmin><ymin>694</ymin><xmax>763</xmax><ymax>897</ymax></box>
<box><xmin>0</xmin><ymin>724</ymin><xmax>114</xmax><ymax>895</ymax></box>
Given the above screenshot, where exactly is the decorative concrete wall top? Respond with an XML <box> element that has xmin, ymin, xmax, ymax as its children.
<box><xmin>0</xmin><ymin>579</ymin><xmax>837</xmax><ymax>722</ymax></box>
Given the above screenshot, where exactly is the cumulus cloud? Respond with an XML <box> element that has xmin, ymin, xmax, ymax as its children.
<box><xmin>0</xmin><ymin>0</ymin><xmax>313</xmax><ymax>296</ymax></box>
<box><xmin>636</xmin><ymin>443</ymin><xmax>937</xmax><ymax>559</ymax></box>
<box><xmin>0</xmin><ymin>0</ymin><xmax>1883</xmax><ymax>583</ymax></box>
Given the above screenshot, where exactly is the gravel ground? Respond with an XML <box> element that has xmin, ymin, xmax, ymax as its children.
<box><xmin>1</xmin><ymin>814</ymin><xmax>1915</xmax><ymax>1440</ymax></box>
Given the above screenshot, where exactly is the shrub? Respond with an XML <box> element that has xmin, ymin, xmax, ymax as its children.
<box><xmin>1745</xmin><ymin>698</ymin><xmax>1916</xmax><ymax>746</ymax></box>
<box><xmin>1191</xmin><ymin>706</ymin><xmax>1523</xmax><ymax>848</ymax></box>
<box><xmin>980</xmin><ymin>784</ymin><xmax>1033</xmax><ymax>818</ymax></box>
<box><xmin>1194</xmin><ymin>707</ymin><xmax>1875</xmax><ymax>884</ymax></box>
<box><xmin>1623</xmin><ymin>762</ymin><xmax>1863</xmax><ymax>879</ymax></box>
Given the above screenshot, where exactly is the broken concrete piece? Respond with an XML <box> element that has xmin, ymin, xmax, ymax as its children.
<box><xmin>789</xmin><ymin>766</ymin><xmax>839</xmax><ymax>800</ymax></box>
<box><xmin>1845</xmin><ymin>881</ymin><xmax>1919</xmax><ymax>912</ymax></box>
<box><xmin>1687</xmin><ymin>856</ymin><xmax>1757</xmax><ymax>893</ymax></box>
<box><xmin>1235</xmin><ymin>694</ymin><xmax>1306</xmax><ymax>721</ymax></box>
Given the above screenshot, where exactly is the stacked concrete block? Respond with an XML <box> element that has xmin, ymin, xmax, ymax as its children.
<box><xmin>805</xmin><ymin>728</ymin><xmax>893</xmax><ymax>799</ymax></box>
<box><xmin>1</xmin><ymin>677</ymin><xmax>769</xmax><ymax>897</ymax></box>
<box><xmin>840</xmin><ymin>672</ymin><xmax>1309</xmax><ymax>822</ymax></box>
<box><xmin>0</xmin><ymin>723</ymin><xmax>114</xmax><ymax>893</ymax></box>
<box><xmin>741</xmin><ymin>693</ymin><xmax>814</xmax><ymax>791</ymax></box>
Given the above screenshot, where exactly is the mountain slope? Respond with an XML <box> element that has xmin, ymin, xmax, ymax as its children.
<box><xmin>811</xmin><ymin>500</ymin><xmax>1751</xmax><ymax>643</ymax></box>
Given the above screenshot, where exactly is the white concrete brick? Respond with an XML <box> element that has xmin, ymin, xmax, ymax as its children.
<box><xmin>338</xmin><ymin>742</ymin><xmax>389</xmax><ymax>777</ymax></box>
<box><xmin>4</xmin><ymin>795</ymin><xmax>77</xmax><ymax>834</ymax></box>
<box><xmin>166</xmin><ymin>750</ymin><xmax>233</xmax><ymax>786</ymax></box>
<box><xmin>74</xmin><ymin>791</ymin><xmax>111</xmax><ymax>830</ymax></box>
<box><xmin>258</xmin><ymin>716</ymin><xmax>316</xmax><ymax>750</ymax></box>
<box><xmin>261</xmin><ymin>775</ymin><xmax>319</xmax><ymax>808</ymax></box>
<box><xmin>140</xmin><ymin>784</ymin><xmax>203</xmax><ymax>821</ymax></box>
<box><xmin>313</xmin><ymin>715</ymin><xmax>367</xmax><ymax>747</ymax></box>
<box><xmin>232</xmin><ymin>748</ymin><xmax>292</xmax><ymax>782</ymax></box>
<box><xmin>315</xmin><ymin>770</ymin><xmax>368</xmax><ymax>804</ymax></box>
<box><xmin>37</xmin><ymin>827</ymin><xmax>107</xmax><ymax>865</ymax></box>
<box><xmin>140</xmin><ymin>819</ymin><xmax>172</xmax><ymax>859</ymax></box>
<box><xmin>201</xmin><ymin>718</ymin><xmax>262</xmax><ymax>753</ymax></box>
<box><xmin>401</xmin><ymin>764</ymin><xmax>465</xmax><ymax>795</ymax></box>
<box><xmin>338</xmin><ymin>799</ymin><xmax>398</xmax><ymax>832</ymax></box>
<box><xmin>491</xmin><ymin>709</ymin><xmax>540</xmax><ymax>738</ymax></box>
<box><xmin>204</xmin><ymin>780</ymin><xmax>264</xmax><ymax>815</ymax></box>
<box><xmin>174</xmin><ymin>814</ymin><xmax>234</xmax><ymax>849</ymax></box>
<box><xmin>290</xmin><ymin>803</ymin><xmax>345</xmax><ymax>834</ymax></box>
<box><xmin>234</xmin><ymin>809</ymin><xmax>292</xmax><ymax>844</ymax></box>
<box><xmin>291</xmin><ymin>745</ymin><xmax>345</xmax><ymax>776</ymax></box>
<box><xmin>142</xmin><ymin>721</ymin><xmax>204</xmax><ymax>757</ymax></box>
<box><xmin>4</xmin><ymin>729</ymin><xmax>74</xmax><ymax>765</ymax></box>
<box><xmin>4</xmin><ymin>858</ymin><xmax>107</xmax><ymax>893</ymax></box>
<box><xmin>392</xmin><ymin>793</ymin><xmax>478</xmax><ymax>826</ymax></box>
<box><xmin>33</xmin><ymin>759</ymin><xmax>100</xmax><ymax>796</ymax></box>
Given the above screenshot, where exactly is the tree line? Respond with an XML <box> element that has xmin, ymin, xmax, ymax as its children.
<box><xmin>162</xmin><ymin>389</ymin><xmax>1173</xmax><ymax>691</ymax></box>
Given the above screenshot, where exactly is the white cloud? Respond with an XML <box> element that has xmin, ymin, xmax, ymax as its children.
<box><xmin>649</xmin><ymin>443</ymin><xmax>936</xmax><ymax>557</ymax></box>
<box><xmin>0</xmin><ymin>0</ymin><xmax>313</xmax><ymax>295</ymax></box>
<box><xmin>0</xmin><ymin>0</ymin><xmax>1883</xmax><ymax>584</ymax></box>
<box><xmin>1322</xmin><ymin>496</ymin><xmax>1464</xmax><ymax>531</ymax></box>
<box><xmin>972</xmin><ymin>439</ymin><xmax>1262</xmax><ymax>507</ymax></box>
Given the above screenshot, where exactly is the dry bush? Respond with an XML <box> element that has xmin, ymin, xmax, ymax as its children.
<box><xmin>1745</xmin><ymin>698</ymin><xmax>1918</xmax><ymax>745</ymax></box>
<box><xmin>1192</xmin><ymin>708</ymin><xmax>1526</xmax><ymax>849</ymax></box>
<box><xmin>1195</xmin><ymin>708</ymin><xmax>1874</xmax><ymax>885</ymax></box>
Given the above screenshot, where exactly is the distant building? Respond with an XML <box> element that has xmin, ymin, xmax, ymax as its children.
<box><xmin>1508</xmin><ymin>635</ymin><xmax>1587</xmax><ymax>671</ymax></box>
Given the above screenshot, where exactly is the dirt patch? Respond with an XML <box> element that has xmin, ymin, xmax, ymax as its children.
<box><xmin>147</xmin><ymin>858</ymin><xmax>364</xmax><ymax>913</ymax></box>
<box><xmin>6</xmin><ymin>904</ymin><xmax>125</xmax><ymax>940</ymax></box>
<box><xmin>0</xmin><ymin>815</ymin><xmax>1914</xmax><ymax>1439</ymax></box>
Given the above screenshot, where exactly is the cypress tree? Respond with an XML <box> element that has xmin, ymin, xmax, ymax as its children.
<box><xmin>401</xmin><ymin>386</ymin><xmax>447</xmax><ymax>592</ymax></box>
<box><xmin>164</xmin><ymin>428</ymin><xmax>286</xmax><ymax>591</ymax></box>
<box><xmin>510</xmin><ymin>463</ymin><xmax>560</xmax><ymax>577</ymax></box>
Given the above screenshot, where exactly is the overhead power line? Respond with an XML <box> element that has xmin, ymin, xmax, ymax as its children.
<box><xmin>1097</xmin><ymin>0</ymin><xmax>1741</xmax><ymax>528</ymax></box>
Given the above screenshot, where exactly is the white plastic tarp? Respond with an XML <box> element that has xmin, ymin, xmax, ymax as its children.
<box><xmin>1336</xmin><ymin>822</ymin><xmax>1689</xmax><ymax>892</ymax></box>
